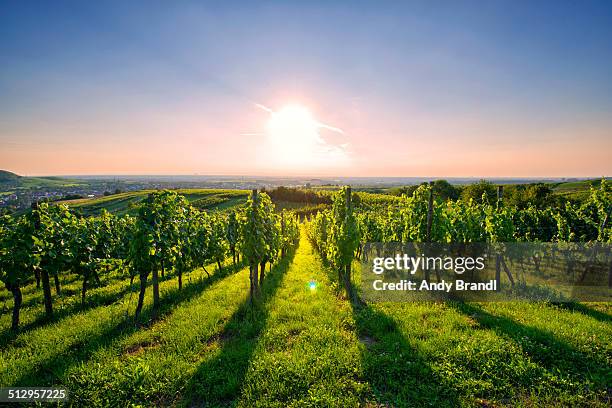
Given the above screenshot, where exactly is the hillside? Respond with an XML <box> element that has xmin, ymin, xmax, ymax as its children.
<box><xmin>56</xmin><ymin>178</ymin><xmax>608</xmax><ymax>217</ymax></box>
<box><xmin>59</xmin><ymin>189</ymin><xmax>251</xmax><ymax>216</ymax></box>
<box><xmin>0</xmin><ymin>170</ymin><xmax>21</xmax><ymax>182</ymax></box>
<box><xmin>550</xmin><ymin>178</ymin><xmax>610</xmax><ymax>200</ymax></box>
<box><xmin>1</xmin><ymin>227</ymin><xmax>610</xmax><ymax>406</ymax></box>
<box><xmin>0</xmin><ymin>170</ymin><xmax>86</xmax><ymax>190</ymax></box>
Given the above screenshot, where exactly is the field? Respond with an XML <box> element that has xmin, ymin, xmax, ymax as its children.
<box><xmin>59</xmin><ymin>189</ymin><xmax>250</xmax><ymax>216</ymax></box>
<box><xmin>1</xmin><ymin>226</ymin><xmax>610</xmax><ymax>407</ymax></box>
<box><xmin>1</xmin><ymin>182</ymin><xmax>611</xmax><ymax>407</ymax></box>
<box><xmin>550</xmin><ymin>179</ymin><xmax>610</xmax><ymax>201</ymax></box>
<box><xmin>0</xmin><ymin>171</ymin><xmax>87</xmax><ymax>190</ymax></box>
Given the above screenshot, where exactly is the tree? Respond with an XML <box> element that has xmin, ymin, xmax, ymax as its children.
<box><xmin>114</xmin><ymin>215</ymin><xmax>136</xmax><ymax>284</ymax></box>
<box><xmin>461</xmin><ymin>180</ymin><xmax>497</xmax><ymax>204</ymax></box>
<box><xmin>399</xmin><ymin>184</ymin><xmax>446</xmax><ymax>243</ymax></box>
<box><xmin>306</xmin><ymin>210</ymin><xmax>330</xmax><ymax>257</ymax></box>
<box><xmin>431</xmin><ymin>180</ymin><xmax>461</xmax><ymax>201</ymax></box>
<box><xmin>504</xmin><ymin>183</ymin><xmax>553</xmax><ymax>209</ymax></box>
<box><xmin>390</xmin><ymin>180</ymin><xmax>459</xmax><ymax>201</ymax></box>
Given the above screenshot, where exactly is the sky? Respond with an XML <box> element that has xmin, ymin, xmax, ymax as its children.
<box><xmin>1</xmin><ymin>1</ymin><xmax>611</xmax><ymax>177</ymax></box>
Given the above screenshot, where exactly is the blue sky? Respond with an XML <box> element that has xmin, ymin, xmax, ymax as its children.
<box><xmin>1</xmin><ymin>1</ymin><xmax>611</xmax><ymax>176</ymax></box>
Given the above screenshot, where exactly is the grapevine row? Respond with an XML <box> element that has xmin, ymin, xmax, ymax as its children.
<box><xmin>0</xmin><ymin>190</ymin><xmax>299</xmax><ymax>330</ymax></box>
<box><xmin>306</xmin><ymin>181</ymin><xmax>611</xmax><ymax>295</ymax></box>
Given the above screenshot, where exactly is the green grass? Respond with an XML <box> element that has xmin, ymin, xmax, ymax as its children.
<box><xmin>0</xmin><ymin>174</ymin><xmax>87</xmax><ymax>190</ymax></box>
<box><xmin>1</xmin><ymin>228</ymin><xmax>610</xmax><ymax>406</ymax></box>
<box><xmin>550</xmin><ymin>178</ymin><xmax>610</xmax><ymax>201</ymax></box>
<box><xmin>60</xmin><ymin>189</ymin><xmax>249</xmax><ymax>216</ymax></box>
<box><xmin>551</xmin><ymin>179</ymin><xmax>603</xmax><ymax>192</ymax></box>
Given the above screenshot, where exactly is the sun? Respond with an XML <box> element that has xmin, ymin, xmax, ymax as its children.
<box><xmin>255</xmin><ymin>102</ymin><xmax>349</xmax><ymax>171</ymax></box>
<box><xmin>266</xmin><ymin>105</ymin><xmax>322</xmax><ymax>154</ymax></box>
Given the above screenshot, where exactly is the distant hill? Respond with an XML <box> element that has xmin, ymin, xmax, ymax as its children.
<box><xmin>549</xmin><ymin>178</ymin><xmax>610</xmax><ymax>200</ymax></box>
<box><xmin>0</xmin><ymin>170</ymin><xmax>21</xmax><ymax>182</ymax></box>
<box><xmin>0</xmin><ymin>170</ymin><xmax>86</xmax><ymax>190</ymax></box>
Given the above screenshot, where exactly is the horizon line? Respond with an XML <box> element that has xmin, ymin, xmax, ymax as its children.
<box><xmin>10</xmin><ymin>172</ymin><xmax>609</xmax><ymax>180</ymax></box>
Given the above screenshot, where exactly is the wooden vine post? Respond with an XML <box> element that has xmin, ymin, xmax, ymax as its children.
<box><xmin>344</xmin><ymin>186</ymin><xmax>353</xmax><ymax>297</ymax></box>
<box><xmin>249</xmin><ymin>189</ymin><xmax>259</xmax><ymax>301</ymax></box>
<box><xmin>149</xmin><ymin>194</ymin><xmax>160</xmax><ymax>314</ymax></box>
<box><xmin>493</xmin><ymin>185</ymin><xmax>515</xmax><ymax>290</ymax></box>
<box><xmin>425</xmin><ymin>182</ymin><xmax>434</xmax><ymax>282</ymax></box>
<box><xmin>281</xmin><ymin>211</ymin><xmax>286</xmax><ymax>257</ymax></box>
<box><xmin>32</xmin><ymin>202</ymin><xmax>54</xmax><ymax>318</ymax></box>
<box><xmin>602</xmin><ymin>205</ymin><xmax>611</xmax><ymax>289</ymax></box>
<box><xmin>495</xmin><ymin>186</ymin><xmax>503</xmax><ymax>289</ymax></box>
<box><xmin>426</xmin><ymin>182</ymin><xmax>433</xmax><ymax>242</ymax></box>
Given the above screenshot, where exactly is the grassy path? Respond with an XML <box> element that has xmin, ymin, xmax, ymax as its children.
<box><xmin>65</xmin><ymin>227</ymin><xmax>365</xmax><ymax>406</ymax></box>
<box><xmin>234</xmin><ymin>228</ymin><xmax>365</xmax><ymax>407</ymax></box>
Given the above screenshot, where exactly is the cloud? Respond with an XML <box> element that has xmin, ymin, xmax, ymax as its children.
<box><xmin>317</xmin><ymin>122</ymin><xmax>344</xmax><ymax>134</ymax></box>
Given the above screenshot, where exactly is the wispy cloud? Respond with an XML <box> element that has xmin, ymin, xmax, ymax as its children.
<box><xmin>317</xmin><ymin>122</ymin><xmax>344</xmax><ymax>134</ymax></box>
<box><xmin>254</xmin><ymin>103</ymin><xmax>273</xmax><ymax>113</ymax></box>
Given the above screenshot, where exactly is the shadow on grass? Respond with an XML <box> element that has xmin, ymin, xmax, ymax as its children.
<box><xmin>0</xmin><ymin>263</ymin><xmax>241</xmax><ymax>350</ymax></box>
<box><xmin>182</xmin><ymin>248</ymin><xmax>296</xmax><ymax>407</ymax></box>
<box><xmin>449</xmin><ymin>302</ymin><xmax>610</xmax><ymax>388</ymax></box>
<box><xmin>313</xmin><ymin>258</ymin><xmax>460</xmax><ymax>407</ymax></box>
<box><xmin>552</xmin><ymin>302</ymin><xmax>612</xmax><ymax>324</ymax></box>
<box><xmin>1</xmin><ymin>268</ymin><xmax>129</xmax><ymax>308</ymax></box>
<box><xmin>8</xmin><ymin>262</ymin><xmax>244</xmax><ymax>387</ymax></box>
<box><xmin>0</xmin><ymin>268</ymin><xmax>190</xmax><ymax>350</ymax></box>
<box><xmin>348</xmin><ymin>297</ymin><xmax>460</xmax><ymax>407</ymax></box>
<box><xmin>0</xmin><ymin>274</ymin><xmax>82</xmax><ymax>309</ymax></box>
<box><xmin>0</xmin><ymin>284</ymin><xmax>135</xmax><ymax>350</ymax></box>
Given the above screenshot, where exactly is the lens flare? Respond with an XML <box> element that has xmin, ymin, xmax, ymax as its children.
<box><xmin>308</xmin><ymin>280</ymin><xmax>317</xmax><ymax>291</ymax></box>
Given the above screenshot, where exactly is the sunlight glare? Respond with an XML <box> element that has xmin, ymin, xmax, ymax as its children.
<box><xmin>262</xmin><ymin>104</ymin><xmax>349</xmax><ymax>170</ymax></box>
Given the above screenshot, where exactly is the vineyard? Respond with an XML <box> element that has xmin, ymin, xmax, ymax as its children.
<box><xmin>306</xmin><ymin>182</ymin><xmax>612</xmax><ymax>298</ymax></box>
<box><xmin>0</xmin><ymin>190</ymin><xmax>300</xmax><ymax>332</ymax></box>
<box><xmin>0</xmin><ymin>184</ymin><xmax>611</xmax><ymax>406</ymax></box>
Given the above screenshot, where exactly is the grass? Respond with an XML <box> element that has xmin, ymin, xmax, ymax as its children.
<box><xmin>0</xmin><ymin>172</ymin><xmax>87</xmax><ymax>189</ymax></box>
<box><xmin>348</xmin><ymin>299</ymin><xmax>611</xmax><ymax>406</ymax></box>
<box><xmin>59</xmin><ymin>189</ymin><xmax>329</xmax><ymax>217</ymax></box>
<box><xmin>1</xmin><ymin>228</ymin><xmax>610</xmax><ymax>406</ymax></box>
<box><xmin>59</xmin><ymin>189</ymin><xmax>249</xmax><ymax>216</ymax></box>
<box><xmin>550</xmin><ymin>178</ymin><xmax>610</xmax><ymax>201</ymax></box>
<box><xmin>551</xmin><ymin>179</ymin><xmax>605</xmax><ymax>193</ymax></box>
